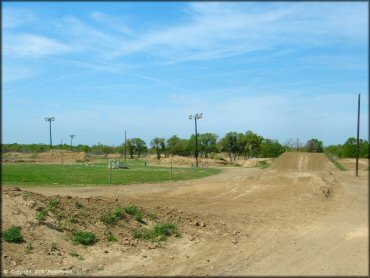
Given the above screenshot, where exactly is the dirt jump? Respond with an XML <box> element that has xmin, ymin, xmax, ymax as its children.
<box><xmin>2</xmin><ymin>152</ymin><xmax>368</xmax><ymax>276</ymax></box>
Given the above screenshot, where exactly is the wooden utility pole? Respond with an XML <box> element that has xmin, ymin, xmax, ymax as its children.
<box><xmin>356</xmin><ymin>94</ymin><xmax>360</xmax><ymax>177</ymax></box>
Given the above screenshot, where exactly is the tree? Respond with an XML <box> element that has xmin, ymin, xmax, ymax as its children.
<box><xmin>199</xmin><ymin>133</ymin><xmax>218</xmax><ymax>158</ymax></box>
<box><xmin>133</xmin><ymin>138</ymin><xmax>147</xmax><ymax>159</ymax></box>
<box><xmin>220</xmin><ymin>132</ymin><xmax>240</xmax><ymax>162</ymax></box>
<box><xmin>151</xmin><ymin>138</ymin><xmax>166</xmax><ymax>159</ymax></box>
<box><xmin>126</xmin><ymin>139</ymin><xmax>136</xmax><ymax>159</ymax></box>
<box><xmin>244</xmin><ymin>131</ymin><xmax>263</xmax><ymax>158</ymax></box>
<box><xmin>306</xmin><ymin>138</ymin><xmax>323</xmax><ymax>153</ymax></box>
<box><xmin>259</xmin><ymin>139</ymin><xmax>285</xmax><ymax>157</ymax></box>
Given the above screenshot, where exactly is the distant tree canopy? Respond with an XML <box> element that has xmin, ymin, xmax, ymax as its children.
<box><xmin>325</xmin><ymin>137</ymin><xmax>369</xmax><ymax>158</ymax></box>
<box><xmin>306</xmin><ymin>138</ymin><xmax>323</xmax><ymax>153</ymax></box>
<box><xmin>7</xmin><ymin>132</ymin><xmax>365</xmax><ymax>160</ymax></box>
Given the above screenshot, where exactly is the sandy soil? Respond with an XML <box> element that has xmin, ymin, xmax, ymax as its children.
<box><xmin>2</xmin><ymin>152</ymin><xmax>368</xmax><ymax>276</ymax></box>
<box><xmin>338</xmin><ymin>158</ymin><xmax>369</xmax><ymax>170</ymax></box>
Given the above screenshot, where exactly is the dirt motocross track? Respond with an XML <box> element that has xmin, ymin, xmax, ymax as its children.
<box><xmin>2</xmin><ymin>152</ymin><xmax>368</xmax><ymax>276</ymax></box>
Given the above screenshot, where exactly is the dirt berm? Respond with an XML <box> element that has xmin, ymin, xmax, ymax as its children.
<box><xmin>273</xmin><ymin>152</ymin><xmax>329</xmax><ymax>171</ymax></box>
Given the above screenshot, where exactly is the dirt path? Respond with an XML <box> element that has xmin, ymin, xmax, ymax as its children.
<box><xmin>20</xmin><ymin>153</ymin><xmax>369</xmax><ymax>275</ymax></box>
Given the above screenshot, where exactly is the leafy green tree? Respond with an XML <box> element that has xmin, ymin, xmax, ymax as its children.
<box><xmin>306</xmin><ymin>138</ymin><xmax>324</xmax><ymax>153</ymax></box>
<box><xmin>259</xmin><ymin>139</ymin><xmax>286</xmax><ymax>157</ymax></box>
<box><xmin>151</xmin><ymin>138</ymin><xmax>166</xmax><ymax>159</ymax></box>
<box><xmin>220</xmin><ymin>132</ymin><xmax>240</xmax><ymax>162</ymax></box>
<box><xmin>126</xmin><ymin>139</ymin><xmax>136</xmax><ymax>159</ymax></box>
<box><xmin>244</xmin><ymin>131</ymin><xmax>263</xmax><ymax>159</ymax></box>
<box><xmin>132</xmin><ymin>138</ymin><xmax>147</xmax><ymax>159</ymax></box>
<box><xmin>199</xmin><ymin>133</ymin><xmax>218</xmax><ymax>158</ymax></box>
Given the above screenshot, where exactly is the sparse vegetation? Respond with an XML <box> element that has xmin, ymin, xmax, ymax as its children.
<box><xmin>124</xmin><ymin>204</ymin><xmax>143</xmax><ymax>222</ymax></box>
<box><xmin>325</xmin><ymin>152</ymin><xmax>347</xmax><ymax>171</ymax></box>
<box><xmin>146</xmin><ymin>211</ymin><xmax>158</xmax><ymax>220</ymax></box>
<box><xmin>36</xmin><ymin>197</ymin><xmax>61</xmax><ymax>222</ymax></box>
<box><xmin>258</xmin><ymin>160</ymin><xmax>270</xmax><ymax>169</ymax></box>
<box><xmin>70</xmin><ymin>251</ymin><xmax>84</xmax><ymax>260</ymax></box>
<box><xmin>72</xmin><ymin>231</ymin><xmax>97</xmax><ymax>245</ymax></box>
<box><xmin>26</xmin><ymin>243</ymin><xmax>33</xmax><ymax>254</ymax></box>
<box><xmin>101</xmin><ymin>208</ymin><xmax>125</xmax><ymax>226</ymax></box>
<box><xmin>23</xmin><ymin>192</ymin><xmax>31</xmax><ymax>201</ymax></box>
<box><xmin>107</xmin><ymin>234</ymin><xmax>118</xmax><ymax>242</ymax></box>
<box><xmin>51</xmin><ymin>242</ymin><xmax>58</xmax><ymax>251</ymax></box>
<box><xmin>134</xmin><ymin>222</ymin><xmax>180</xmax><ymax>242</ymax></box>
<box><xmin>2</xmin><ymin>226</ymin><xmax>24</xmax><ymax>243</ymax></box>
<box><xmin>75</xmin><ymin>201</ymin><xmax>84</xmax><ymax>209</ymax></box>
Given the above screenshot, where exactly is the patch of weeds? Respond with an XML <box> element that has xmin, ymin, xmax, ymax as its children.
<box><xmin>133</xmin><ymin>222</ymin><xmax>180</xmax><ymax>242</ymax></box>
<box><xmin>23</xmin><ymin>192</ymin><xmax>32</xmax><ymax>201</ymax></box>
<box><xmin>75</xmin><ymin>202</ymin><xmax>84</xmax><ymax>209</ymax></box>
<box><xmin>124</xmin><ymin>204</ymin><xmax>143</xmax><ymax>222</ymax></box>
<box><xmin>101</xmin><ymin>208</ymin><xmax>124</xmax><ymax>226</ymax></box>
<box><xmin>51</xmin><ymin>242</ymin><xmax>58</xmax><ymax>252</ymax></box>
<box><xmin>258</xmin><ymin>160</ymin><xmax>270</xmax><ymax>169</ymax></box>
<box><xmin>324</xmin><ymin>152</ymin><xmax>347</xmax><ymax>171</ymax></box>
<box><xmin>2</xmin><ymin>226</ymin><xmax>24</xmax><ymax>243</ymax></box>
<box><xmin>72</xmin><ymin>231</ymin><xmax>97</xmax><ymax>246</ymax></box>
<box><xmin>36</xmin><ymin>197</ymin><xmax>61</xmax><ymax>222</ymax></box>
<box><xmin>146</xmin><ymin>211</ymin><xmax>158</xmax><ymax>220</ymax></box>
<box><xmin>49</xmin><ymin>197</ymin><xmax>60</xmax><ymax>209</ymax></box>
<box><xmin>70</xmin><ymin>251</ymin><xmax>84</xmax><ymax>260</ymax></box>
<box><xmin>56</xmin><ymin>212</ymin><xmax>65</xmax><ymax>221</ymax></box>
<box><xmin>107</xmin><ymin>235</ymin><xmax>117</xmax><ymax>242</ymax></box>
<box><xmin>36</xmin><ymin>208</ymin><xmax>49</xmax><ymax>222</ymax></box>
<box><xmin>26</xmin><ymin>243</ymin><xmax>33</xmax><ymax>254</ymax></box>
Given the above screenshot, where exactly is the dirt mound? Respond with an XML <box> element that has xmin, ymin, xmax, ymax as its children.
<box><xmin>2</xmin><ymin>151</ymin><xmax>93</xmax><ymax>164</ymax></box>
<box><xmin>273</xmin><ymin>152</ymin><xmax>329</xmax><ymax>171</ymax></box>
<box><xmin>1</xmin><ymin>187</ymin><xmax>211</xmax><ymax>274</ymax></box>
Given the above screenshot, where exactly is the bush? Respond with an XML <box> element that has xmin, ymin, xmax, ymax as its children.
<box><xmin>107</xmin><ymin>235</ymin><xmax>117</xmax><ymax>242</ymax></box>
<box><xmin>72</xmin><ymin>231</ymin><xmax>97</xmax><ymax>245</ymax></box>
<box><xmin>134</xmin><ymin>222</ymin><xmax>179</xmax><ymax>242</ymax></box>
<box><xmin>124</xmin><ymin>204</ymin><xmax>140</xmax><ymax>215</ymax></box>
<box><xmin>258</xmin><ymin>160</ymin><xmax>270</xmax><ymax>169</ymax></box>
<box><xmin>101</xmin><ymin>209</ymin><xmax>124</xmax><ymax>226</ymax></box>
<box><xmin>2</xmin><ymin>226</ymin><xmax>24</xmax><ymax>243</ymax></box>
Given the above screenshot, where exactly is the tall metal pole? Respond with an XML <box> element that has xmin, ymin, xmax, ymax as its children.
<box><xmin>195</xmin><ymin>117</ymin><xmax>199</xmax><ymax>167</ymax></box>
<box><xmin>356</xmin><ymin>93</ymin><xmax>360</xmax><ymax>177</ymax></box>
<box><xmin>45</xmin><ymin>117</ymin><xmax>55</xmax><ymax>149</ymax></box>
<box><xmin>70</xmin><ymin>135</ymin><xmax>75</xmax><ymax>150</ymax></box>
<box><xmin>124</xmin><ymin>130</ymin><xmax>127</xmax><ymax>161</ymax></box>
<box><xmin>49</xmin><ymin>121</ymin><xmax>52</xmax><ymax>149</ymax></box>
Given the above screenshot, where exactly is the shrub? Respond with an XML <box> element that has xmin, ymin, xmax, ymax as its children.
<box><xmin>49</xmin><ymin>197</ymin><xmax>60</xmax><ymax>208</ymax></box>
<box><xmin>2</xmin><ymin>226</ymin><xmax>24</xmax><ymax>243</ymax></box>
<box><xmin>124</xmin><ymin>204</ymin><xmax>140</xmax><ymax>215</ymax></box>
<box><xmin>146</xmin><ymin>211</ymin><xmax>158</xmax><ymax>220</ymax></box>
<box><xmin>107</xmin><ymin>235</ymin><xmax>117</xmax><ymax>242</ymax></box>
<box><xmin>101</xmin><ymin>209</ymin><xmax>124</xmax><ymax>226</ymax></box>
<box><xmin>36</xmin><ymin>209</ymin><xmax>48</xmax><ymax>222</ymax></box>
<box><xmin>75</xmin><ymin>202</ymin><xmax>84</xmax><ymax>209</ymax></box>
<box><xmin>258</xmin><ymin>160</ymin><xmax>270</xmax><ymax>169</ymax></box>
<box><xmin>133</xmin><ymin>222</ymin><xmax>179</xmax><ymax>242</ymax></box>
<box><xmin>72</xmin><ymin>231</ymin><xmax>97</xmax><ymax>245</ymax></box>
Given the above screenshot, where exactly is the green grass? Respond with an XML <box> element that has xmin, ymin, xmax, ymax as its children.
<box><xmin>72</xmin><ymin>231</ymin><xmax>97</xmax><ymax>246</ymax></box>
<box><xmin>2</xmin><ymin>161</ymin><xmax>221</xmax><ymax>187</ymax></box>
<box><xmin>133</xmin><ymin>223</ymin><xmax>180</xmax><ymax>242</ymax></box>
<box><xmin>2</xmin><ymin>226</ymin><xmax>24</xmax><ymax>243</ymax></box>
<box><xmin>124</xmin><ymin>204</ymin><xmax>143</xmax><ymax>222</ymax></box>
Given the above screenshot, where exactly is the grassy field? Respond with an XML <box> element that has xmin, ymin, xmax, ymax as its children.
<box><xmin>2</xmin><ymin>160</ymin><xmax>221</xmax><ymax>187</ymax></box>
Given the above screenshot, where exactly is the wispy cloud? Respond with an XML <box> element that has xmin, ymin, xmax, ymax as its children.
<box><xmin>4</xmin><ymin>33</ymin><xmax>72</xmax><ymax>58</ymax></box>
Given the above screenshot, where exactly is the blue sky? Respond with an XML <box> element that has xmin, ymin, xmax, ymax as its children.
<box><xmin>3</xmin><ymin>2</ymin><xmax>368</xmax><ymax>146</ymax></box>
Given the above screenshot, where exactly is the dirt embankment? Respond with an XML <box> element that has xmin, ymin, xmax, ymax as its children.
<box><xmin>2</xmin><ymin>152</ymin><xmax>368</xmax><ymax>275</ymax></box>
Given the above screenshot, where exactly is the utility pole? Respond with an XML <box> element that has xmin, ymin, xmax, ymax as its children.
<box><xmin>44</xmin><ymin>117</ymin><xmax>55</xmax><ymax>149</ymax></box>
<box><xmin>124</xmin><ymin>130</ymin><xmax>127</xmax><ymax>161</ymax></box>
<box><xmin>189</xmin><ymin>113</ymin><xmax>203</xmax><ymax>167</ymax></box>
<box><xmin>356</xmin><ymin>94</ymin><xmax>361</xmax><ymax>177</ymax></box>
<box><xmin>70</xmin><ymin>135</ymin><xmax>75</xmax><ymax>150</ymax></box>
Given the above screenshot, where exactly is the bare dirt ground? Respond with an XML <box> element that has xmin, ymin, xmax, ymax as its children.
<box><xmin>2</xmin><ymin>152</ymin><xmax>368</xmax><ymax>276</ymax></box>
<box><xmin>338</xmin><ymin>158</ymin><xmax>369</xmax><ymax>171</ymax></box>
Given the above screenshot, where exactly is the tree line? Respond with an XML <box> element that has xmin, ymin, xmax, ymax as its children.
<box><xmin>2</xmin><ymin>133</ymin><xmax>368</xmax><ymax>159</ymax></box>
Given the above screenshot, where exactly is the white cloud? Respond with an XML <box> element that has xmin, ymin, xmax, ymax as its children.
<box><xmin>4</xmin><ymin>33</ymin><xmax>71</xmax><ymax>58</ymax></box>
<box><xmin>3</xmin><ymin>7</ymin><xmax>36</xmax><ymax>29</ymax></box>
